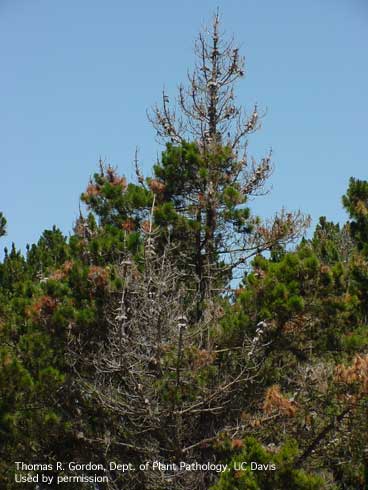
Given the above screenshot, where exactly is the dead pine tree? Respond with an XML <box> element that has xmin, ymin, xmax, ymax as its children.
<box><xmin>67</xmin><ymin>231</ymin><xmax>265</xmax><ymax>490</ymax></box>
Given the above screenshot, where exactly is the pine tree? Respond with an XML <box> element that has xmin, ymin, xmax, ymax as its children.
<box><xmin>148</xmin><ymin>13</ymin><xmax>308</xmax><ymax>318</ymax></box>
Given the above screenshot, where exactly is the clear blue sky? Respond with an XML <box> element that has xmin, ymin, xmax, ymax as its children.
<box><xmin>1</xmin><ymin>0</ymin><xmax>367</xmax><ymax>253</ymax></box>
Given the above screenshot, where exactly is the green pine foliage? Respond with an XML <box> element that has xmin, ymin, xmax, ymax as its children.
<box><xmin>212</xmin><ymin>438</ymin><xmax>328</xmax><ymax>490</ymax></box>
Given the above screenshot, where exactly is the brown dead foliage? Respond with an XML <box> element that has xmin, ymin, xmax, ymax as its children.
<box><xmin>122</xmin><ymin>219</ymin><xmax>136</xmax><ymax>232</ymax></box>
<box><xmin>27</xmin><ymin>295</ymin><xmax>57</xmax><ymax>320</ymax></box>
<box><xmin>149</xmin><ymin>179</ymin><xmax>166</xmax><ymax>194</ymax></box>
<box><xmin>263</xmin><ymin>384</ymin><xmax>297</xmax><ymax>417</ymax></box>
<box><xmin>49</xmin><ymin>260</ymin><xmax>74</xmax><ymax>281</ymax></box>
<box><xmin>87</xmin><ymin>266</ymin><xmax>109</xmax><ymax>289</ymax></box>
<box><xmin>335</xmin><ymin>354</ymin><xmax>368</xmax><ymax>394</ymax></box>
<box><xmin>191</xmin><ymin>348</ymin><xmax>216</xmax><ymax>370</ymax></box>
<box><xmin>231</xmin><ymin>438</ymin><xmax>244</xmax><ymax>450</ymax></box>
<box><xmin>85</xmin><ymin>183</ymin><xmax>100</xmax><ymax>197</ymax></box>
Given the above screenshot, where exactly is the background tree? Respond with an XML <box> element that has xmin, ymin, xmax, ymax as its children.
<box><xmin>342</xmin><ymin>178</ymin><xmax>368</xmax><ymax>316</ymax></box>
<box><xmin>343</xmin><ymin>177</ymin><xmax>368</xmax><ymax>255</ymax></box>
<box><xmin>0</xmin><ymin>213</ymin><xmax>6</xmax><ymax>239</ymax></box>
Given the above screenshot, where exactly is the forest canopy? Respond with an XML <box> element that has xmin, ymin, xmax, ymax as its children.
<box><xmin>1</xmin><ymin>13</ymin><xmax>367</xmax><ymax>490</ymax></box>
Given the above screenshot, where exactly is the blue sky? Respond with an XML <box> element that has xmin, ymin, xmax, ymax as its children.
<box><xmin>1</xmin><ymin>0</ymin><xmax>367</xmax><ymax>253</ymax></box>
